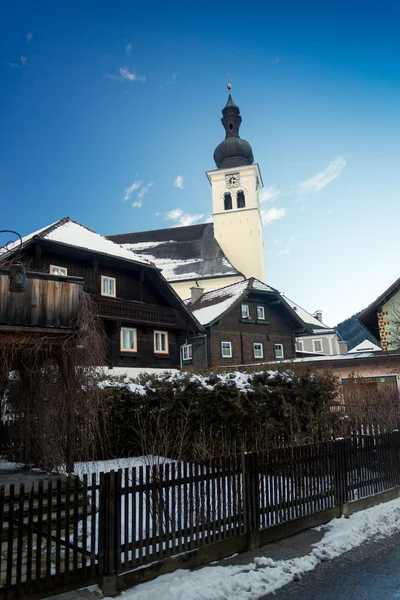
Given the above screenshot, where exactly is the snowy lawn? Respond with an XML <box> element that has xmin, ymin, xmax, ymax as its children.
<box><xmin>109</xmin><ymin>496</ymin><xmax>400</xmax><ymax>600</ymax></box>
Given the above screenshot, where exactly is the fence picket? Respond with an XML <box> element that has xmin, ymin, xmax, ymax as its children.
<box><xmin>0</xmin><ymin>486</ymin><xmax>4</xmax><ymax>586</ymax></box>
<box><xmin>82</xmin><ymin>474</ymin><xmax>88</xmax><ymax>578</ymax></box>
<box><xmin>16</xmin><ymin>483</ymin><xmax>24</xmax><ymax>589</ymax></box>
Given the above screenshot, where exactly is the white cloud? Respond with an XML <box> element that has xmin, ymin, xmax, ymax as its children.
<box><xmin>7</xmin><ymin>55</ymin><xmax>27</xmax><ymax>69</ymax></box>
<box><xmin>124</xmin><ymin>180</ymin><xmax>153</xmax><ymax>204</ymax></box>
<box><xmin>174</xmin><ymin>175</ymin><xmax>184</xmax><ymax>189</ymax></box>
<box><xmin>298</xmin><ymin>157</ymin><xmax>346</xmax><ymax>194</ymax></box>
<box><xmin>137</xmin><ymin>182</ymin><xmax>153</xmax><ymax>198</ymax></box>
<box><xmin>260</xmin><ymin>186</ymin><xmax>280</xmax><ymax>203</ymax></box>
<box><xmin>261</xmin><ymin>206</ymin><xmax>287</xmax><ymax>225</ymax></box>
<box><xmin>124</xmin><ymin>180</ymin><xmax>142</xmax><ymax>201</ymax></box>
<box><xmin>126</xmin><ymin>43</ymin><xmax>132</xmax><ymax>55</ymax></box>
<box><xmin>27</xmin><ymin>32</ymin><xmax>33</xmax><ymax>42</ymax></box>
<box><xmin>107</xmin><ymin>67</ymin><xmax>146</xmax><ymax>83</ymax></box>
<box><xmin>165</xmin><ymin>208</ymin><xmax>204</xmax><ymax>227</ymax></box>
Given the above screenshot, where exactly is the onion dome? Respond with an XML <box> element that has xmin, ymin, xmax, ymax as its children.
<box><xmin>213</xmin><ymin>91</ymin><xmax>254</xmax><ymax>169</ymax></box>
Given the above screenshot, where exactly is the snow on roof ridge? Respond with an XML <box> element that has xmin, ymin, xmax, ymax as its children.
<box><xmin>6</xmin><ymin>217</ymin><xmax>155</xmax><ymax>268</ymax></box>
<box><xmin>348</xmin><ymin>339</ymin><xmax>382</xmax><ymax>353</ymax></box>
<box><xmin>282</xmin><ymin>295</ymin><xmax>332</xmax><ymax>330</ymax></box>
<box><xmin>190</xmin><ymin>278</ymin><xmax>278</xmax><ymax>325</ymax></box>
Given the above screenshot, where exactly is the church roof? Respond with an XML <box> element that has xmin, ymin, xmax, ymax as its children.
<box><xmin>107</xmin><ymin>222</ymin><xmax>241</xmax><ymax>283</ymax></box>
<box><xmin>213</xmin><ymin>92</ymin><xmax>254</xmax><ymax>169</ymax></box>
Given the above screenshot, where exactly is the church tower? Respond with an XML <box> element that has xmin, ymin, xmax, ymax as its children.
<box><xmin>206</xmin><ymin>86</ymin><xmax>266</xmax><ymax>283</ymax></box>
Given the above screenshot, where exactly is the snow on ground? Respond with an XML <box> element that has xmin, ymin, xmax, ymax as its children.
<box><xmin>72</xmin><ymin>456</ymin><xmax>175</xmax><ymax>477</ymax></box>
<box><xmin>0</xmin><ymin>459</ymin><xmax>25</xmax><ymax>471</ymax></box>
<box><xmin>108</xmin><ymin>497</ymin><xmax>400</xmax><ymax>600</ymax></box>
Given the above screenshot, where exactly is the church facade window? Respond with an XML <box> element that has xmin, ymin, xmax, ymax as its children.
<box><xmin>224</xmin><ymin>192</ymin><xmax>232</xmax><ymax>210</ymax></box>
<box><xmin>237</xmin><ymin>191</ymin><xmax>246</xmax><ymax>208</ymax></box>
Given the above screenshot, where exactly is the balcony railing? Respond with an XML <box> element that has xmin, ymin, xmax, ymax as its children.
<box><xmin>94</xmin><ymin>296</ymin><xmax>182</xmax><ymax>328</ymax></box>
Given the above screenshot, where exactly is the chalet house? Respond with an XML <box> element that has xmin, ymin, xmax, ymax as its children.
<box><xmin>358</xmin><ymin>276</ymin><xmax>400</xmax><ymax>351</ymax></box>
<box><xmin>181</xmin><ymin>278</ymin><xmax>312</xmax><ymax>369</ymax></box>
<box><xmin>5</xmin><ymin>217</ymin><xmax>203</xmax><ymax>376</ymax></box>
<box><xmin>281</xmin><ymin>297</ymin><xmax>348</xmax><ymax>356</ymax></box>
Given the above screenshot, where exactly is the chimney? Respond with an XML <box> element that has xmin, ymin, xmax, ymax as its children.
<box><xmin>315</xmin><ymin>310</ymin><xmax>323</xmax><ymax>323</ymax></box>
<box><xmin>190</xmin><ymin>286</ymin><xmax>204</xmax><ymax>303</ymax></box>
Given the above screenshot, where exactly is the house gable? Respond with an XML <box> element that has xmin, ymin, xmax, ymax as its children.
<box><xmin>4</xmin><ymin>218</ymin><xmax>203</xmax><ymax>373</ymax></box>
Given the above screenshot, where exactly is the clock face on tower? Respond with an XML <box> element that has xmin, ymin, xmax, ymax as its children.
<box><xmin>225</xmin><ymin>173</ymin><xmax>240</xmax><ymax>187</ymax></box>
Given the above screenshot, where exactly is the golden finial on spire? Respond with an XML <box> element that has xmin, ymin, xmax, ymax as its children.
<box><xmin>227</xmin><ymin>73</ymin><xmax>232</xmax><ymax>90</ymax></box>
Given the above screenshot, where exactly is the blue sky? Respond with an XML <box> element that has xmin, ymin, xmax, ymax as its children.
<box><xmin>1</xmin><ymin>1</ymin><xmax>400</xmax><ymax>326</ymax></box>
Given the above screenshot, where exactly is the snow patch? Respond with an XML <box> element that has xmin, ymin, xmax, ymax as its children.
<box><xmin>109</xmin><ymin>497</ymin><xmax>400</xmax><ymax>600</ymax></box>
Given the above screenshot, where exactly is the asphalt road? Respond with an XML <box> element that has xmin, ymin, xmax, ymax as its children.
<box><xmin>259</xmin><ymin>533</ymin><xmax>400</xmax><ymax>599</ymax></box>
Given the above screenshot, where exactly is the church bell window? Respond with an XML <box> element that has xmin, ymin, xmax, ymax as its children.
<box><xmin>224</xmin><ymin>192</ymin><xmax>232</xmax><ymax>210</ymax></box>
<box><xmin>237</xmin><ymin>191</ymin><xmax>246</xmax><ymax>208</ymax></box>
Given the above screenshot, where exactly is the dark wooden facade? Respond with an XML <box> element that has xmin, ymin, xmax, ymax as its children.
<box><xmin>17</xmin><ymin>240</ymin><xmax>201</xmax><ymax>370</ymax></box>
<box><xmin>208</xmin><ymin>294</ymin><xmax>297</xmax><ymax>368</ymax></box>
<box><xmin>0</xmin><ymin>269</ymin><xmax>83</xmax><ymax>332</ymax></box>
<box><xmin>185</xmin><ymin>288</ymin><xmax>308</xmax><ymax>369</ymax></box>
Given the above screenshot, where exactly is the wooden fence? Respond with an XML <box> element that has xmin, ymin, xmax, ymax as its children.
<box><xmin>1</xmin><ymin>432</ymin><xmax>400</xmax><ymax>598</ymax></box>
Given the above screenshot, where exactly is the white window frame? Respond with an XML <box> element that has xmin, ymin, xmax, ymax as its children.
<box><xmin>257</xmin><ymin>306</ymin><xmax>266</xmax><ymax>320</ymax></box>
<box><xmin>120</xmin><ymin>327</ymin><xmax>137</xmax><ymax>352</ymax></box>
<box><xmin>296</xmin><ymin>340</ymin><xmax>304</xmax><ymax>352</ymax></box>
<box><xmin>221</xmin><ymin>341</ymin><xmax>232</xmax><ymax>358</ymax></box>
<box><xmin>313</xmin><ymin>339</ymin><xmax>323</xmax><ymax>353</ymax></box>
<box><xmin>181</xmin><ymin>344</ymin><xmax>192</xmax><ymax>361</ymax></box>
<box><xmin>50</xmin><ymin>265</ymin><xmax>68</xmax><ymax>276</ymax></box>
<box><xmin>253</xmin><ymin>342</ymin><xmax>264</xmax><ymax>359</ymax></box>
<box><xmin>241</xmin><ymin>304</ymin><xmax>250</xmax><ymax>319</ymax></box>
<box><xmin>154</xmin><ymin>330</ymin><xmax>169</xmax><ymax>354</ymax></box>
<box><xmin>274</xmin><ymin>343</ymin><xmax>284</xmax><ymax>359</ymax></box>
<box><xmin>101</xmin><ymin>275</ymin><xmax>116</xmax><ymax>298</ymax></box>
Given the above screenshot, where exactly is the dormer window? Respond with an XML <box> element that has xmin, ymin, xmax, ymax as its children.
<box><xmin>224</xmin><ymin>192</ymin><xmax>232</xmax><ymax>210</ymax></box>
<box><xmin>241</xmin><ymin>304</ymin><xmax>250</xmax><ymax>319</ymax></box>
<box><xmin>257</xmin><ymin>306</ymin><xmax>266</xmax><ymax>320</ymax></box>
<box><xmin>237</xmin><ymin>191</ymin><xmax>245</xmax><ymax>208</ymax></box>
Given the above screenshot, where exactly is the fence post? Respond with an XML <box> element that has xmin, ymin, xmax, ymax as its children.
<box><xmin>333</xmin><ymin>439</ymin><xmax>348</xmax><ymax>515</ymax></box>
<box><xmin>99</xmin><ymin>470</ymin><xmax>121</xmax><ymax>596</ymax></box>
<box><xmin>242</xmin><ymin>453</ymin><xmax>260</xmax><ymax>550</ymax></box>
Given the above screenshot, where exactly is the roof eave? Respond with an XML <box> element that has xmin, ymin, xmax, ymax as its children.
<box><xmin>35</xmin><ymin>238</ymin><xmax>159</xmax><ymax>271</ymax></box>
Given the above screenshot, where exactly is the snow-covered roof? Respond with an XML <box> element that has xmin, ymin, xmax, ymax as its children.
<box><xmin>281</xmin><ymin>297</ymin><xmax>334</xmax><ymax>333</ymax></box>
<box><xmin>189</xmin><ymin>278</ymin><xmax>280</xmax><ymax>325</ymax></box>
<box><xmin>4</xmin><ymin>218</ymin><xmax>154</xmax><ymax>268</ymax></box>
<box><xmin>275</xmin><ymin>351</ymin><xmax>386</xmax><ymax>363</ymax></box>
<box><xmin>348</xmin><ymin>339</ymin><xmax>382</xmax><ymax>353</ymax></box>
<box><xmin>107</xmin><ymin>223</ymin><xmax>240</xmax><ymax>282</ymax></box>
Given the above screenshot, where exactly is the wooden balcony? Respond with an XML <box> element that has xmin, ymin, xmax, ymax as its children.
<box><xmin>94</xmin><ymin>295</ymin><xmax>183</xmax><ymax>328</ymax></box>
<box><xmin>0</xmin><ymin>270</ymin><xmax>84</xmax><ymax>333</ymax></box>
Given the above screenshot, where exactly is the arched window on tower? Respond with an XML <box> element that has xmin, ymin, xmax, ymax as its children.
<box><xmin>237</xmin><ymin>191</ymin><xmax>246</xmax><ymax>208</ymax></box>
<box><xmin>224</xmin><ymin>192</ymin><xmax>232</xmax><ymax>210</ymax></box>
